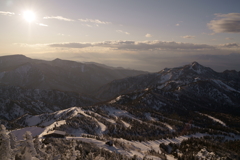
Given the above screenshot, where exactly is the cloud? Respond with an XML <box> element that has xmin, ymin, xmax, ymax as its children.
<box><xmin>43</xmin><ymin>16</ymin><xmax>75</xmax><ymax>22</ymax></box>
<box><xmin>14</xmin><ymin>43</ymin><xmax>48</xmax><ymax>48</ymax></box>
<box><xmin>48</xmin><ymin>40</ymin><xmax>216</xmax><ymax>51</ymax></box>
<box><xmin>0</xmin><ymin>11</ymin><xmax>15</xmax><ymax>16</ymax></box>
<box><xmin>145</xmin><ymin>34</ymin><xmax>152</xmax><ymax>38</ymax></box>
<box><xmin>37</xmin><ymin>23</ymin><xmax>48</xmax><ymax>27</ymax></box>
<box><xmin>225</xmin><ymin>37</ymin><xmax>234</xmax><ymax>40</ymax></box>
<box><xmin>79</xmin><ymin>19</ymin><xmax>111</xmax><ymax>24</ymax></box>
<box><xmin>57</xmin><ymin>33</ymin><xmax>70</xmax><ymax>36</ymax></box>
<box><xmin>49</xmin><ymin>43</ymin><xmax>92</xmax><ymax>48</ymax></box>
<box><xmin>176</xmin><ymin>23</ymin><xmax>180</xmax><ymax>26</ymax></box>
<box><xmin>182</xmin><ymin>35</ymin><xmax>195</xmax><ymax>39</ymax></box>
<box><xmin>81</xmin><ymin>24</ymin><xmax>93</xmax><ymax>27</ymax></box>
<box><xmin>219</xmin><ymin>43</ymin><xmax>240</xmax><ymax>48</ymax></box>
<box><xmin>116</xmin><ymin>30</ymin><xmax>130</xmax><ymax>35</ymax></box>
<box><xmin>16</xmin><ymin>41</ymin><xmax>240</xmax><ymax>72</ymax></box>
<box><xmin>58</xmin><ymin>33</ymin><xmax>65</xmax><ymax>36</ymax></box>
<box><xmin>208</xmin><ymin>13</ymin><xmax>240</xmax><ymax>33</ymax></box>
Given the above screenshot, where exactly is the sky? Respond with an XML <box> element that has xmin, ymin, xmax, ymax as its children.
<box><xmin>0</xmin><ymin>0</ymin><xmax>240</xmax><ymax>72</ymax></box>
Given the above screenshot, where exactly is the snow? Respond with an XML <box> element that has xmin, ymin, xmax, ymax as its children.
<box><xmin>66</xmin><ymin>107</ymin><xmax>108</xmax><ymax>135</ymax></box>
<box><xmin>71</xmin><ymin>107</ymin><xmax>91</xmax><ymax>118</ymax></box>
<box><xmin>46</xmin><ymin>130</ymin><xmax>66</xmax><ymax>135</ymax></box>
<box><xmin>105</xmin><ymin>107</ymin><xmax>142</xmax><ymax>124</ymax></box>
<box><xmin>189</xmin><ymin>62</ymin><xmax>204</xmax><ymax>74</ymax></box>
<box><xmin>109</xmin><ymin>95</ymin><xmax>122</xmax><ymax>104</ymax></box>
<box><xmin>66</xmin><ymin>132</ymin><xmax>208</xmax><ymax>159</ymax></box>
<box><xmin>162</xmin><ymin>122</ymin><xmax>174</xmax><ymax>132</ymax></box>
<box><xmin>132</xmin><ymin>132</ymin><xmax>207</xmax><ymax>153</ymax></box>
<box><xmin>196</xmin><ymin>148</ymin><xmax>216</xmax><ymax>160</ymax></box>
<box><xmin>96</xmin><ymin>121</ymin><xmax>107</xmax><ymax>135</ymax></box>
<box><xmin>53</xmin><ymin>107</ymin><xmax>91</xmax><ymax>120</ymax></box>
<box><xmin>66</xmin><ymin>137</ymin><xmax>134</xmax><ymax>157</ymax></box>
<box><xmin>159</xmin><ymin>73</ymin><xmax>172</xmax><ymax>83</ymax></box>
<box><xmin>15</xmin><ymin>64</ymin><xmax>31</xmax><ymax>75</ymax></box>
<box><xmin>145</xmin><ymin>113</ymin><xmax>158</xmax><ymax>121</ymax></box>
<box><xmin>39</xmin><ymin>120</ymin><xmax>66</xmax><ymax>138</ymax></box>
<box><xmin>197</xmin><ymin>112</ymin><xmax>226</xmax><ymax>127</ymax></box>
<box><xmin>105</xmin><ymin>106</ymin><xmax>132</xmax><ymax>118</ymax></box>
<box><xmin>121</xmin><ymin>120</ymin><xmax>131</xmax><ymax>128</ymax></box>
<box><xmin>145</xmin><ymin>156</ymin><xmax>162</xmax><ymax>160</ymax></box>
<box><xmin>166</xmin><ymin>155</ymin><xmax>177</xmax><ymax>160</ymax></box>
<box><xmin>212</xmin><ymin>79</ymin><xmax>240</xmax><ymax>93</ymax></box>
<box><xmin>67</xmin><ymin>136</ymin><xmax>161</xmax><ymax>159</ymax></box>
<box><xmin>20</xmin><ymin>106</ymin><xmax>113</xmax><ymax>136</ymax></box>
<box><xmin>91</xmin><ymin>112</ymin><xmax>116</xmax><ymax>124</ymax></box>
<box><xmin>10</xmin><ymin>127</ymin><xmax>45</xmax><ymax>140</ymax></box>
<box><xmin>40</xmin><ymin>119</ymin><xmax>56</xmax><ymax>126</ymax></box>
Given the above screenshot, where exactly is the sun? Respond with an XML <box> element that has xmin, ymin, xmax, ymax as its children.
<box><xmin>23</xmin><ymin>11</ymin><xmax>36</xmax><ymax>23</ymax></box>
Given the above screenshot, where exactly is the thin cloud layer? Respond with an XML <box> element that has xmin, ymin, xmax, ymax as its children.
<box><xmin>226</xmin><ymin>37</ymin><xmax>234</xmax><ymax>40</ymax></box>
<box><xmin>116</xmin><ymin>30</ymin><xmax>130</xmax><ymax>35</ymax></box>
<box><xmin>208</xmin><ymin>13</ymin><xmax>240</xmax><ymax>33</ymax></box>
<box><xmin>79</xmin><ymin>19</ymin><xmax>111</xmax><ymax>24</ymax></box>
<box><xmin>37</xmin><ymin>23</ymin><xmax>48</xmax><ymax>27</ymax></box>
<box><xmin>182</xmin><ymin>35</ymin><xmax>195</xmax><ymax>39</ymax></box>
<box><xmin>0</xmin><ymin>11</ymin><xmax>15</xmax><ymax>16</ymax></box>
<box><xmin>43</xmin><ymin>16</ymin><xmax>75</xmax><ymax>22</ymax></box>
<box><xmin>50</xmin><ymin>43</ymin><xmax>92</xmax><ymax>48</ymax></box>
<box><xmin>219</xmin><ymin>43</ymin><xmax>240</xmax><ymax>48</ymax></box>
<box><xmin>145</xmin><ymin>34</ymin><xmax>152</xmax><ymax>37</ymax></box>
<box><xmin>49</xmin><ymin>40</ymin><xmax>216</xmax><ymax>51</ymax></box>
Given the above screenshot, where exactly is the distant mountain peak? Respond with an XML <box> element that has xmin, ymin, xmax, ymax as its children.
<box><xmin>189</xmin><ymin>61</ymin><xmax>205</xmax><ymax>68</ymax></box>
<box><xmin>52</xmin><ymin>58</ymin><xmax>62</xmax><ymax>61</ymax></box>
<box><xmin>191</xmin><ymin>61</ymin><xmax>200</xmax><ymax>66</ymax></box>
<box><xmin>187</xmin><ymin>61</ymin><xmax>209</xmax><ymax>74</ymax></box>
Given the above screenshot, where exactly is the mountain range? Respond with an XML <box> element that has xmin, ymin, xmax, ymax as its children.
<box><xmin>1</xmin><ymin>55</ymin><xmax>240</xmax><ymax>159</ymax></box>
<box><xmin>0</xmin><ymin>54</ymin><xmax>146</xmax><ymax>94</ymax></box>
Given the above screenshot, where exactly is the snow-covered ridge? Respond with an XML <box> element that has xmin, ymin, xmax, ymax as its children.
<box><xmin>15</xmin><ymin>106</ymin><xmax>136</xmax><ymax>136</ymax></box>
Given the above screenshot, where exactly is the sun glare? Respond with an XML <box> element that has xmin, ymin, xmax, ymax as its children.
<box><xmin>23</xmin><ymin>11</ymin><xmax>36</xmax><ymax>23</ymax></box>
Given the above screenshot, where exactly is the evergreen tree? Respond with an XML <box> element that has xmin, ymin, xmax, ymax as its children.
<box><xmin>20</xmin><ymin>131</ymin><xmax>38</xmax><ymax>160</ymax></box>
<box><xmin>0</xmin><ymin>124</ymin><xmax>12</xmax><ymax>160</ymax></box>
<box><xmin>33</xmin><ymin>137</ymin><xmax>47</xmax><ymax>159</ymax></box>
<box><xmin>9</xmin><ymin>132</ymin><xmax>18</xmax><ymax>149</ymax></box>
